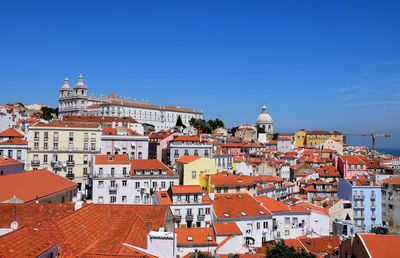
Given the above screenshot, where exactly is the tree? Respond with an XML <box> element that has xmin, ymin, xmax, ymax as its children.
<box><xmin>40</xmin><ymin>107</ymin><xmax>58</xmax><ymax>121</ymax></box>
<box><xmin>176</xmin><ymin>115</ymin><xmax>183</xmax><ymax>127</ymax></box>
<box><xmin>190</xmin><ymin>251</ymin><xmax>213</xmax><ymax>258</ymax></box>
<box><xmin>188</xmin><ymin>118</ymin><xmax>225</xmax><ymax>134</ymax></box>
<box><xmin>267</xmin><ymin>241</ymin><xmax>316</xmax><ymax>258</ymax></box>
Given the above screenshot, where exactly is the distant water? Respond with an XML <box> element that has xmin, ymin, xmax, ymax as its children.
<box><xmin>376</xmin><ymin>148</ymin><xmax>400</xmax><ymax>156</ymax></box>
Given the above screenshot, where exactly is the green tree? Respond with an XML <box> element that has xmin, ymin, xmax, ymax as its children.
<box><xmin>190</xmin><ymin>251</ymin><xmax>213</xmax><ymax>258</ymax></box>
<box><xmin>267</xmin><ymin>241</ymin><xmax>316</xmax><ymax>258</ymax></box>
<box><xmin>176</xmin><ymin>115</ymin><xmax>183</xmax><ymax>127</ymax></box>
<box><xmin>40</xmin><ymin>107</ymin><xmax>58</xmax><ymax>121</ymax></box>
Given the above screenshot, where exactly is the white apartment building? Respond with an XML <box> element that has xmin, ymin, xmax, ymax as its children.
<box><xmin>0</xmin><ymin>105</ymin><xmax>28</xmax><ymax>131</ymax></box>
<box><xmin>169</xmin><ymin>136</ymin><xmax>214</xmax><ymax>166</ymax></box>
<box><xmin>58</xmin><ymin>75</ymin><xmax>202</xmax><ymax>131</ymax></box>
<box><xmin>0</xmin><ymin>138</ymin><xmax>28</xmax><ymax>168</ymax></box>
<box><xmin>92</xmin><ymin>155</ymin><xmax>179</xmax><ymax>204</ymax></box>
<box><xmin>26</xmin><ymin>123</ymin><xmax>102</xmax><ymax>193</ymax></box>
<box><xmin>154</xmin><ymin>185</ymin><xmax>213</xmax><ymax>228</ymax></box>
<box><xmin>101</xmin><ymin>127</ymin><xmax>149</xmax><ymax>160</ymax></box>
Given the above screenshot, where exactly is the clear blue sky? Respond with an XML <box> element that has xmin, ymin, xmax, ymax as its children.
<box><xmin>0</xmin><ymin>1</ymin><xmax>399</xmax><ymax>148</ymax></box>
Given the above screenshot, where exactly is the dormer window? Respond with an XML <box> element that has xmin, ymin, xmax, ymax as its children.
<box><xmin>187</xmin><ymin>236</ymin><xmax>193</xmax><ymax>241</ymax></box>
<box><xmin>223</xmin><ymin>213</ymin><xmax>230</xmax><ymax>218</ymax></box>
<box><xmin>108</xmin><ymin>156</ymin><xmax>114</xmax><ymax>161</ymax></box>
<box><xmin>207</xmin><ymin>236</ymin><xmax>213</xmax><ymax>241</ymax></box>
<box><xmin>259</xmin><ymin>210</ymin><xmax>265</xmax><ymax>215</ymax></box>
<box><xmin>240</xmin><ymin>211</ymin><xmax>247</xmax><ymax>216</ymax></box>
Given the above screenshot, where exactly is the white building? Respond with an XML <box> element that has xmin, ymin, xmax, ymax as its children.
<box><xmin>101</xmin><ymin>127</ymin><xmax>149</xmax><ymax>160</ymax></box>
<box><xmin>0</xmin><ymin>138</ymin><xmax>28</xmax><ymax>168</ymax></box>
<box><xmin>92</xmin><ymin>155</ymin><xmax>179</xmax><ymax>204</ymax></box>
<box><xmin>154</xmin><ymin>185</ymin><xmax>213</xmax><ymax>228</ymax></box>
<box><xmin>0</xmin><ymin>105</ymin><xmax>28</xmax><ymax>132</ymax></box>
<box><xmin>169</xmin><ymin>136</ymin><xmax>214</xmax><ymax>166</ymax></box>
<box><xmin>58</xmin><ymin>75</ymin><xmax>203</xmax><ymax>131</ymax></box>
<box><xmin>277</xmin><ymin>137</ymin><xmax>293</xmax><ymax>153</ymax></box>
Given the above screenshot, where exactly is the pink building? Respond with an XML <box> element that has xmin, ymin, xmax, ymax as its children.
<box><xmin>149</xmin><ymin>131</ymin><xmax>180</xmax><ymax>162</ymax></box>
<box><xmin>335</xmin><ymin>156</ymin><xmax>367</xmax><ymax>179</ymax></box>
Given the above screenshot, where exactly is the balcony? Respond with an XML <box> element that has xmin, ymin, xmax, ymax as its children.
<box><xmin>31</xmin><ymin>160</ymin><xmax>40</xmax><ymax>165</ymax></box>
<box><xmin>197</xmin><ymin>214</ymin><xmax>205</xmax><ymax>221</ymax></box>
<box><xmin>185</xmin><ymin>215</ymin><xmax>194</xmax><ymax>221</ymax></box>
<box><xmin>109</xmin><ymin>186</ymin><xmax>118</xmax><ymax>194</ymax></box>
<box><xmin>66</xmin><ymin>161</ymin><xmax>75</xmax><ymax>166</ymax></box>
<box><xmin>173</xmin><ymin>215</ymin><xmax>181</xmax><ymax>222</ymax></box>
<box><xmin>66</xmin><ymin>173</ymin><xmax>75</xmax><ymax>180</ymax></box>
<box><xmin>354</xmin><ymin>195</ymin><xmax>365</xmax><ymax>200</ymax></box>
<box><xmin>371</xmin><ymin>195</ymin><xmax>376</xmax><ymax>200</ymax></box>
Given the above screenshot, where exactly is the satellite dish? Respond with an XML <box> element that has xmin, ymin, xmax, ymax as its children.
<box><xmin>10</xmin><ymin>221</ymin><xmax>18</xmax><ymax>231</ymax></box>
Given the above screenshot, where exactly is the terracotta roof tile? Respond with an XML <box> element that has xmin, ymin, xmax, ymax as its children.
<box><xmin>95</xmin><ymin>154</ymin><xmax>130</xmax><ymax>165</ymax></box>
<box><xmin>0</xmin><ymin>128</ymin><xmax>24</xmax><ymax>138</ymax></box>
<box><xmin>0</xmin><ymin>169</ymin><xmax>77</xmax><ymax>203</ymax></box>
<box><xmin>0</xmin><ymin>138</ymin><xmax>28</xmax><ymax>145</ymax></box>
<box><xmin>176</xmin><ymin>155</ymin><xmax>203</xmax><ymax>164</ymax></box>
<box><xmin>130</xmin><ymin>159</ymin><xmax>174</xmax><ymax>175</ymax></box>
<box><xmin>176</xmin><ymin>227</ymin><xmax>217</xmax><ymax>246</ymax></box>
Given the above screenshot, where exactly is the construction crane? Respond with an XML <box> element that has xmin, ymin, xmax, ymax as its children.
<box><xmin>344</xmin><ymin>132</ymin><xmax>390</xmax><ymax>150</ymax></box>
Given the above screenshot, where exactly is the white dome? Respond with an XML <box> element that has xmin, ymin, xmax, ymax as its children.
<box><xmin>60</xmin><ymin>76</ymin><xmax>71</xmax><ymax>90</ymax></box>
<box><xmin>256</xmin><ymin>105</ymin><xmax>273</xmax><ymax>124</ymax></box>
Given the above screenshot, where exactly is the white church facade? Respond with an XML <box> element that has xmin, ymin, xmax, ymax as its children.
<box><xmin>58</xmin><ymin>74</ymin><xmax>203</xmax><ymax>131</ymax></box>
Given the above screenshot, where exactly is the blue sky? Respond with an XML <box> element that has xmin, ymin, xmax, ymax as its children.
<box><xmin>0</xmin><ymin>1</ymin><xmax>399</xmax><ymax>148</ymax></box>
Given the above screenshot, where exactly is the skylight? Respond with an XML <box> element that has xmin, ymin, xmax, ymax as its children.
<box><xmin>240</xmin><ymin>211</ymin><xmax>247</xmax><ymax>216</ymax></box>
<box><xmin>223</xmin><ymin>213</ymin><xmax>230</xmax><ymax>218</ymax></box>
<box><xmin>207</xmin><ymin>236</ymin><xmax>213</xmax><ymax>241</ymax></box>
<box><xmin>187</xmin><ymin>236</ymin><xmax>193</xmax><ymax>241</ymax></box>
<box><xmin>259</xmin><ymin>210</ymin><xmax>265</xmax><ymax>214</ymax></box>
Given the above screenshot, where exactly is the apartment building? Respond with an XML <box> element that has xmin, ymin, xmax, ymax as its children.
<box><xmin>381</xmin><ymin>177</ymin><xmax>400</xmax><ymax>234</ymax></box>
<box><xmin>338</xmin><ymin>176</ymin><xmax>382</xmax><ymax>232</ymax></box>
<box><xmin>92</xmin><ymin>155</ymin><xmax>179</xmax><ymax>204</ymax></box>
<box><xmin>154</xmin><ymin>185</ymin><xmax>212</xmax><ymax>228</ymax></box>
<box><xmin>169</xmin><ymin>136</ymin><xmax>214</xmax><ymax>166</ymax></box>
<box><xmin>26</xmin><ymin>123</ymin><xmax>101</xmax><ymax>192</ymax></box>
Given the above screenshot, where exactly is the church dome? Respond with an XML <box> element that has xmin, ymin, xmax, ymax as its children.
<box><xmin>256</xmin><ymin>105</ymin><xmax>273</xmax><ymax>124</ymax></box>
<box><xmin>60</xmin><ymin>76</ymin><xmax>71</xmax><ymax>90</ymax></box>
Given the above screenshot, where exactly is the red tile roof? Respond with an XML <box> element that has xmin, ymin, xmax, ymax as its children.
<box><xmin>95</xmin><ymin>154</ymin><xmax>130</xmax><ymax>165</ymax></box>
<box><xmin>0</xmin><ymin>156</ymin><xmax>24</xmax><ymax>167</ymax></box>
<box><xmin>130</xmin><ymin>159</ymin><xmax>174</xmax><ymax>175</ymax></box>
<box><xmin>382</xmin><ymin>177</ymin><xmax>400</xmax><ymax>186</ymax></box>
<box><xmin>170</xmin><ymin>185</ymin><xmax>203</xmax><ymax>194</ymax></box>
<box><xmin>174</xmin><ymin>136</ymin><xmax>201</xmax><ymax>142</ymax></box>
<box><xmin>255</xmin><ymin>196</ymin><xmax>308</xmax><ymax>214</ymax></box>
<box><xmin>0</xmin><ymin>128</ymin><xmax>24</xmax><ymax>138</ymax></box>
<box><xmin>213</xmin><ymin>222</ymin><xmax>242</xmax><ymax>236</ymax></box>
<box><xmin>210</xmin><ymin>173</ymin><xmax>257</xmax><ymax>187</ymax></box>
<box><xmin>316</xmin><ymin>165</ymin><xmax>340</xmax><ymax>178</ymax></box>
<box><xmin>0</xmin><ymin>169</ymin><xmax>77</xmax><ymax>203</ymax></box>
<box><xmin>358</xmin><ymin>233</ymin><xmax>400</xmax><ymax>258</ymax></box>
<box><xmin>102</xmin><ymin>127</ymin><xmax>117</xmax><ymax>135</ymax></box>
<box><xmin>176</xmin><ymin>227</ymin><xmax>217</xmax><ymax>246</ymax></box>
<box><xmin>31</xmin><ymin>123</ymin><xmax>100</xmax><ymax>128</ymax></box>
<box><xmin>62</xmin><ymin>115</ymin><xmax>137</xmax><ymax>124</ymax></box>
<box><xmin>176</xmin><ymin>155</ymin><xmax>202</xmax><ymax>164</ymax></box>
<box><xmin>340</xmin><ymin>156</ymin><xmax>366</xmax><ymax>165</ymax></box>
<box><xmin>0</xmin><ymin>138</ymin><xmax>28</xmax><ymax>145</ymax></box>
<box><xmin>213</xmin><ymin>193</ymin><xmax>272</xmax><ymax>219</ymax></box>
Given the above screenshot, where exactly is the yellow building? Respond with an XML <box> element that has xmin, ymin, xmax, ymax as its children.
<box><xmin>202</xmin><ymin>172</ymin><xmax>257</xmax><ymax>195</ymax></box>
<box><xmin>295</xmin><ymin>129</ymin><xmax>343</xmax><ymax>148</ymax></box>
<box><xmin>175</xmin><ymin>155</ymin><xmax>218</xmax><ymax>186</ymax></box>
<box><xmin>27</xmin><ymin>123</ymin><xmax>102</xmax><ymax>193</ymax></box>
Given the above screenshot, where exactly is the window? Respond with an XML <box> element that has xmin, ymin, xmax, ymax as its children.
<box><xmin>83</xmin><ymin>167</ymin><xmax>88</xmax><ymax>176</ymax></box>
<box><xmin>34</xmin><ymin>142</ymin><xmax>39</xmax><ymax>151</ymax></box>
<box><xmin>84</xmin><ymin>143</ymin><xmax>88</xmax><ymax>151</ymax></box>
<box><xmin>135</xmin><ymin>196</ymin><xmax>140</xmax><ymax>203</ymax></box>
<box><xmin>34</xmin><ymin>131</ymin><xmax>39</xmax><ymax>140</ymax></box>
<box><xmin>263</xmin><ymin>221</ymin><xmax>268</xmax><ymax>229</ymax></box>
<box><xmin>285</xmin><ymin>230</ymin><xmax>290</xmax><ymax>236</ymax></box>
<box><xmin>153</xmin><ymin>181</ymin><xmax>157</xmax><ymax>188</ymax></box>
<box><xmin>256</xmin><ymin>222</ymin><xmax>260</xmax><ymax>229</ymax></box>
<box><xmin>110</xmin><ymin>196</ymin><xmax>116</xmax><ymax>203</ymax></box>
<box><xmin>110</xmin><ymin>180</ymin><xmax>116</xmax><ymax>187</ymax></box>
<box><xmin>16</xmin><ymin>150</ymin><xmax>21</xmax><ymax>160</ymax></box>
<box><xmin>194</xmin><ymin>150</ymin><xmax>199</xmax><ymax>156</ymax></box>
<box><xmin>53</xmin><ymin>142</ymin><xmax>58</xmax><ymax>151</ymax></box>
<box><xmin>205</xmin><ymin>208</ymin><xmax>210</xmax><ymax>214</ymax></box>
<box><xmin>83</xmin><ymin>155</ymin><xmax>88</xmax><ymax>164</ymax></box>
<box><xmin>98</xmin><ymin>181</ymin><xmax>104</xmax><ymax>188</ymax></box>
<box><xmin>44</xmin><ymin>132</ymin><xmax>48</xmax><ymax>141</ymax></box>
<box><xmin>43</xmin><ymin>142</ymin><xmax>48</xmax><ymax>151</ymax></box>
<box><xmin>161</xmin><ymin>181</ymin><xmax>166</xmax><ymax>189</ymax></box>
<box><xmin>170</xmin><ymin>181</ymin><xmax>174</xmax><ymax>187</ymax></box>
<box><xmin>99</xmin><ymin>167</ymin><xmax>103</xmax><ymax>175</ymax></box>
<box><xmin>122</xmin><ymin>196</ymin><xmax>127</xmax><ymax>202</ymax></box>
<box><xmin>111</xmin><ymin>168</ymin><xmax>115</xmax><ymax>176</ymax></box>
<box><xmin>122</xmin><ymin>180</ymin><xmax>127</xmax><ymax>186</ymax></box>
<box><xmin>223</xmin><ymin>187</ymin><xmax>228</xmax><ymax>193</ymax></box>
<box><xmin>98</xmin><ymin>196</ymin><xmax>103</xmax><ymax>203</ymax></box>
<box><xmin>91</xmin><ymin>144</ymin><xmax>96</xmax><ymax>151</ymax></box>
<box><xmin>185</xmin><ymin>194</ymin><xmax>190</xmax><ymax>202</ymax></box>
<box><xmin>236</xmin><ymin>186</ymin><xmax>240</xmax><ymax>193</ymax></box>
<box><xmin>123</xmin><ymin>167</ymin><xmax>127</xmax><ymax>176</ymax></box>
<box><xmin>192</xmin><ymin>171</ymin><xmax>196</xmax><ymax>179</ymax></box>
<box><xmin>285</xmin><ymin>217</ymin><xmax>290</xmax><ymax>227</ymax></box>
<box><xmin>43</xmin><ymin>154</ymin><xmax>48</xmax><ymax>163</ymax></box>
<box><xmin>84</xmin><ymin>133</ymin><xmax>89</xmax><ymax>142</ymax></box>
<box><xmin>138</xmin><ymin>152</ymin><xmax>142</xmax><ymax>159</ymax></box>
<box><xmin>204</xmin><ymin>150</ymin><xmax>209</xmax><ymax>157</ymax></box>
<box><xmin>52</xmin><ymin>154</ymin><xmax>58</xmax><ymax>162</ymax></box>
<box><xmin>187</xmin><ymin>208</ymin><xmax>192</xmax><ymax>216</ymax></box>
<box><xmin>184</xmin><ymin>149</ymin><xmax>189</xmax><ymax>155</ymax></box>
<box><xmin>68</xmin><ymin>155</ymin><xmax>73</xmax><ymax>162</ymax></box>
<box><xmin>174</xmin><ymin>150</ymin><xmax>179</xmax><ymax>157</ymax></box>
<box><xmin>194</xmin><ymin>194</ymin><xmax>198</xmax><ymax>202</ymax></box>
<box><xmin>69</xmin><ymin>132</ymin><xmax>74</xmax><ymax>141</ymax></box>
<box><xmin>53</xmin><ymin>132</ymin><xmax>59</xmax><ymax>141</ymax></box>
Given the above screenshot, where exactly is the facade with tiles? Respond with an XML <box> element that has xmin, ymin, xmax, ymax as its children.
<box><xmin>58</xmin><ymin>75</ymin><xmax>202</xmax><ymax>131</ymax></box>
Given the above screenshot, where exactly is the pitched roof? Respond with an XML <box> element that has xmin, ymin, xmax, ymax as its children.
<box><xmin>340</xmin><ymin>156</ymin><xmax>366</xmax><ymax>165</ymax></box>
<box><xmin>174</xmin><ymin>136</ymin><xmax>201</xmax><ymax>142</ymax></box>
<box><xmin>170</xmin><ymin>185</ymin><xmax>203</xmax><ymax>194</ymax></box>
<box><xmin>210</xmin><ymin>173</ymin><xmax>257</xmax><ymax>187</ymax></box>
<box><xmin>62</xmin><ymin>115</ymin><xmax>137</xmax><ymax>124</ymax></box>
<box><xmin>0</xmin><ymin>128</ymin><xmax>24</xmax><ymax>138</ymax></box>
<box><xmin>0</xmin><ymin>156</ymin><xmax>24</xmax><ymax>167</ymax></box>
<box><xmin>213</xmin><ymin>222</ymin><xmax>242</xmax><ymax>236</ymax></box>
<box><xmin>0</xmin><ymin>170</ymin><xmax>77</xmax><ymax>203</ymax></box>
<box><xmin>316</xmin><ymin>165</ymin><xmax>340</xmax><ymax>177</ymax></box>
<box><xmin>31</xmin><ymin>123</ymin><xmax>100</xmax><ymax>128</ymax></box>
<box><xmin>130</xmin><ymin>159</ymin><xmax>174</xmax><ymax>175</ymax></box>
<box><xmin>176</xmin><ymin>227</ymin><xmax>217</xmax><ymax>246</ymax></box>
<box><xmin>176</xmin><ymin>155</ymin><xmax>202</xmax><ymax>164</ymax></box>
<box><xmin>255</xmin><ymin>196</ymin><xmax>308</xmax><ymax>214</ymax></box>
<box><xmin>358</xmin><ymin>233</ymin><xmax>400</xmax><ymax>258</ymax></box>
<box><xmin>382</xmin><ymin>177</ymin><xmax>400</xmax><ymax>186</ymax></box>
<box><xmin>95</xmin><ymin>154</ymin><xmax>130</xmax><ymax>165</ymax></box>
<box><xmin>213</xmin><ymin>193</ymin><xmax>272</xmax><ymax>219</ymax></box>
<box><xmin>0</xmin><ymin>204</ymin><xmax>168</xmax><ymax>257</ymax></box>
<box><xmin>0</xmin><ymin>138</ymin><xmax>28</xmax><ymax>145</ymax></box>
